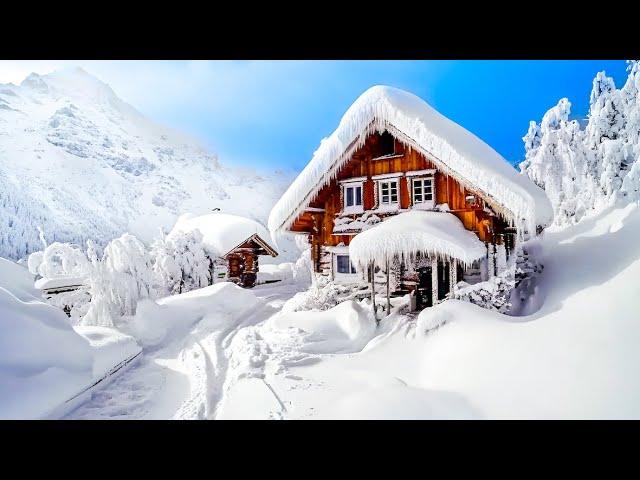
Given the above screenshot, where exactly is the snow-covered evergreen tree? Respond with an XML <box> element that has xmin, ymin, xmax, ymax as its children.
<box><xmin>521</xmin><ymin>62</ymin><xmax>640</xmax><ymax>225</ymax></box>
<box><xmin>83</xmin><ymin>234</ymin><xmax>155</xmax><ymax>326</ymax></box>
<box><xmin>29</xmin><ymin>242</ymin><xmax>90</xmax><ymax>279</ymax></box>
<box><xmin>151</xmin><ymin>229</ymin><xmax>211</xmax><ymax>295</ymax></box>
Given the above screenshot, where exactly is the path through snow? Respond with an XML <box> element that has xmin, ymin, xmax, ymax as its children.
<box><xmin>66</xmin><ymin>283</ymin><xmax>303</xmax><ymax>419</ymax></box>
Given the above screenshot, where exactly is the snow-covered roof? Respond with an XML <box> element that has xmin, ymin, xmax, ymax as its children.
<box><xmin>348</xmin><ymin>211</ymin><xmax>487</xmax><ymax>269</ymax></box>
<box><xmin>35</xmin><ymin>275</ymin><xmax>87</xmax><ymax>291</ymax></box>
<box><xmin>167</xmin><ymin>212</ymin><xmax>277</xmax><ymax>258</ymax></box>
<box><xmin>268</xmin><ymin>85</ymin><xmax>553</xmax><ymax>236</ymax></box>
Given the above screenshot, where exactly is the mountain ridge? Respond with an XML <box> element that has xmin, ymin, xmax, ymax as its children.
<box><xmin>0</xmin><ymin>68</ymin><xmax>296</xmax><ymax>260</ymax></box>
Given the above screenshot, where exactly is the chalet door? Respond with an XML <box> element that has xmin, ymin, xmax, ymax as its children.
<box><xmin>228</xmin><ymin>257</ymin><xmax>241</xmax><ymax>278</ymax></box>
<box><xmin>416</xmin><ymin>267</ymin><xmax>432</xmax><ymax>309</ymax></box>
<box><xmin>437</xmin><ymin>261</ymin><xmax>450</xmax><ymax>300</ymax></box>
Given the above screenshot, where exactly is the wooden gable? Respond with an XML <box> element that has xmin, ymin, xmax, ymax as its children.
<box><xmin>289</xmin><ymin>131</ymin><xmax>510</xmax><ymax>248</ymax></box>
<box><xmin>222</xmin><ymin>233</ymin><xmax>278</xmax><ymax>259</ymax></box>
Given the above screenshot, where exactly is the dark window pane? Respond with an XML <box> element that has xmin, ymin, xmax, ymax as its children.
<box><xmin>337</xmin><ymin>255</ymin><xmax>351</xmax><ymax>274</ymax></box>
<box><xmin>355</xmin><ymin>186</ymin><xmax>362</xmax><ymax>205</ymax></box>
<box><xmin>346</xmin><ymin>187</ymin><xmax>354</xmax><ymax>207</ymax></box>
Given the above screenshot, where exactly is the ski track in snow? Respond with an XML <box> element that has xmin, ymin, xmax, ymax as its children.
<box><xmin>65</xmin><ymin>283</ymin><xmax>306</xmax><ymax>420</ymax></box>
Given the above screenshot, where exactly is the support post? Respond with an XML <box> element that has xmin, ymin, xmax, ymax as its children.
<box><xmin>370</xmin><ymin>261</ymin><xmax>377</xmax><ymax>321</ymax></box>
<box><xmin>449</xmin><ymin>259</ymin><xmax>457</xmax><ymax>299</ymax></box>
<box><xmin>386</xmin><ymin>258</ymin><xmax>391</xmax><ymax>316</ymax></box>
<box><xmin>431</xmin><ymin>257</ymin><xmax>438</xmax><ymax>306</ymax></box>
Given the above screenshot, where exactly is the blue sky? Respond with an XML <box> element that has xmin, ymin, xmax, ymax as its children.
<box><xmin>0</xmin><ymin>60</ymin><xmax>630</xmax><ymax>171</ymax></box>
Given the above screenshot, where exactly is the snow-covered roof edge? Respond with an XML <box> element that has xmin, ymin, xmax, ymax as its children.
<box><xmin>221</xmin><ymin>233</ymin><xmax>278</xmax><ymax>258</ymax></box>
<box><xmin>268</xmin><ymin>86</ymin><xmax>553</xmax><ymax>237</ymax></box>
<box><xmin>348</xmin><ymin>211</ymin><xmax>487</xmax><ymax>270</ymax></box>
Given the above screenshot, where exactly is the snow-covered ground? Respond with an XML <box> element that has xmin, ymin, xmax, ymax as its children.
<box><xmin>58</xmin><ymin>202</ymin><xmax>640</xmax><ymax>419</ymax></box>
<box><xmin>0</xmin><ymin>258</ymin><xmax>141</xmax><ymax>419</ymax></box>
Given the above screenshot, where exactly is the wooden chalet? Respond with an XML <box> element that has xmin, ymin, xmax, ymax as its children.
<box><xmin>168</xmin><ymin>212</ymin><xmax>278</xmax><ymax>289</ymax></box>
<box><xmin>222</xmin><ymin>233</ymin><xmax>278</xmax><ymax>287</ymax></box>
<box><xmin>269</xmin><ymin>86</ymin><xmax>553</xmax><ymax>310</ymax></box>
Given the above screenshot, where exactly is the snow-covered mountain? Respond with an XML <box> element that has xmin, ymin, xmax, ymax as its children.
<box><xmin>0</xmin><ymin>67</ymin><xmax>295</xmax><ymax>260</ymax></box>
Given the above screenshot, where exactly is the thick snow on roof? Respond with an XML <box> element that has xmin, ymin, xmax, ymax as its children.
<box><xmin>349</xmin><ymin>211</ymin><xmax>486</xmax><ymax>269</ymax></box>
<box><xmin>269</xmin><ymin>85</ymin><xmax>553</xmax><ymax>236</ymax></box>
<box><xmin>168</xmin><ymin>212</ymin><xmax>276</xmax><ymax>258</ymax></box>
<box><xmin>34</xmin><ymin>276</ymin><xmax>87</xmax><ymax>291</ymax></box>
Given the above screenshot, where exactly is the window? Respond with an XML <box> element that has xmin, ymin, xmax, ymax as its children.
<box><xmin>344</xmin><ymin>184</ymin><xmax>362</xmax><ymax>208</ymax></box>
<box><xmin>412</xmin><ymin>177</ymin><xmax>434</xmax><ymax>207</ymax></box>
<box><xmin>379</xmin><ymin>131</ymin><xmax>395</xmax><ymax>156</ymax></box>
<box><xmin>336</xmin><ymin>255</ymin><xmax>356</xmax><ymax>274</ymax></box>
<box><xmin>379</xmin><ymin>180</ymin><xmax>399</xmax><ymax>205</ymax></box>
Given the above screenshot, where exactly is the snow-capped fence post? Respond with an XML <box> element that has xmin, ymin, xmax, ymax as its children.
<box><xmin>431</xmin><ymin>257</ymin><xmax>438</xmax><ymax>306</ymax></box>
<box><xmin>386</xmin><ymin>258</ymin><xmax>391</xmax><ymax>316</ymax></box>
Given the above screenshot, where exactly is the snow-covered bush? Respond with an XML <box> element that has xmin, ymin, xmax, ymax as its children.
<box><xmin>291</xmin><ymin>244</ymin><xmax>313</xmax><ymax>287</ymax></box>
<box><xmin>454</xmin><ymin>272</ymin><xmax>515</xmax><ymax>314</ymax></box>
<box><xmin>281</xmin><ymin>275</ymin><xmax>352</xmax><ymax>313</ymax></box>
<box><xmin>29</xmin><ymin>242</ymin><xmax>90</xmax><ymax>279</ymax></box>
<box><xmin>83</xmin><ymin>234</ymin><xmax>155</xmax><ymax>327</ymax></box>
<box><xmin>27</xmin><ymin>251</ymin><xmax>44</xmax><ymax>276</ymax></box>
<box><xmin>151</xmin><ymin>229</ymin><xmax>212</xmax><ymax>296</ymax></box>
<box><xmin>521</xmin><ymin>61</ymin><xmax>640</xmax><ymax>226</ymax></box>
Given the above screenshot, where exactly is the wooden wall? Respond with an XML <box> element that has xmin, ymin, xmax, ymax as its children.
<box><xmin>288</xmin><ymin>132</ymin><xmax>510</xmax><ymax>271</ymax></box>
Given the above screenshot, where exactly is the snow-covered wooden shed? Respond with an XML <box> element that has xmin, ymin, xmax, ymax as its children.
<box><xmin>269</xmin><ymin>85</ymin><xmax>553</xmax><ymax>308</ymax></box>
<box><xmin>168</xmin><ymin>212</ymin><xmax>277</xmax><ymax>288</ymax></box>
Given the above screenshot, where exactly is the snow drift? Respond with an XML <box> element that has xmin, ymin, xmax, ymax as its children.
<box><xmin>271</xmin><ymin>300</ymin><xmax>376</xmax><ymax>354</ymax></box>
<box><xmin>0</xmin><ymin>258</ymin><xmax>94</xmax><ymax>419</ymax></box>
<box><xmin>128</xmin><ymin>282</ymin><xmax>263</xmax><ymax>347</ymax></box>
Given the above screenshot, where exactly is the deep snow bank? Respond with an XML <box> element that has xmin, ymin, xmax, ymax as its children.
<box><xmin>128</xmin><ymin>282</ymin><xmax>263</xmax><ymax>347</ymax></box>
<box><xmin>272</xmin><ymin>300</ymin><xmax>376</xmax><ymax>354</ymax></box>
<box><xmin>316</xmin><ymin>385</ymin><xmax>478</xmax><ymax>420</ymax></box>
<box><xmin>366</xmin><ymin>203</ymin><xmax>640</xmax><ymax>418</ymax></box>
<box><xmin>74</xmin><ymin>326</ymin><xmax>141</xmax><ymax>379</ymax></box>
<box><xmin>0</xmin><ymin>259</ymin><xmax>95</xmax><ymax>419</ymax></box>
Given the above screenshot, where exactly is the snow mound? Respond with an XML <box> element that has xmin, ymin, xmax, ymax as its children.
<box><xmin>349</xmin><ymin>210</ymin><xmax>487</xmax><ymax>269</ymax></box>
<box><xmin>167</xmin><ymin>212</ymin><xmax>276</xmax><ymax>258</ymax></box>
<box><xmin>272</xmin><ymin>300</ymin><xmax>376</xmax><ymax>354</ymax></box>
<box><xmin>74</xmin><ymin>326</ymin><xmax>141</xmax><ymax>379</ymax></box>
<box><xmin>256</xmin><ymin>263</ymin><xmax>293</xmax><ymax>283</ymax></box>
<box><xmin>0</xmin><ymin>257</ymin><xmax>40</xmax><ymax>301</ymax></box>
<box><xmin>316</xmin><ymin>385</ymin><xmax>478</xmax><ymax>420</ymax></box>
<box><xmin>269</xmin><ymin>85</ymin><xmax>553</xmax><ymax>236</ymax></box>
<box><xmin>0</xmin><ymin>271</ymin><xmax>94</xmax><ymax>419</ymax></box>
<box><xmin>128</xmin><ymin>282</ymin><xmax>262</xmax><ymax>347</ymax></box>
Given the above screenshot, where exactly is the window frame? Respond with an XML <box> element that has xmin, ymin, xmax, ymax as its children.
<box><xmin>378</xmin><ymin>178</ymin><xmax>399</xmax><ymax>206</ymax></box>
<box><xmin>335</xmin><ymin>254</ymin><xmax>357</xmax><ymax>275</ymax></box>
<box><xmin>411</xmin><ymin>176</ymin><xmax>435</xmax><ymax>209</ymax></box>
<box><xmin>342</xmin><ymin>180</ymin><xmax>364</xmax><ymax>214</ymax></box>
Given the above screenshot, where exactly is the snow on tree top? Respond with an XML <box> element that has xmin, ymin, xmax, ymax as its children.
<box><xmin>349</xmin><ymin>210</ymin><xmax>486</xmax><ymax>270</ymax></box>
<box><xmin>268</xmin><ymin>85</ymin><xmax>553</xmax><ymax>236</ymax></box>
<box><xmin>167</xmin><ymin>212</ymin><xmax>276</xmax><ymax>258</ymax></box>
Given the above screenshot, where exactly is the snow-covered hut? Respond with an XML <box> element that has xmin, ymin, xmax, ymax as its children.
<box><xmin>268</xmin><ymin>85</ymin><xmax>553</xmax><ymax>308</ymax></box>
<box><xmin>168</xmin><ymin>212</ymin><xmax>278</xmax><ymax>288</ymax></box>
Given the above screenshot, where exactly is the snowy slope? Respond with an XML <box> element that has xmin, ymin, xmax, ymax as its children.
<box><xmin>62</xmin><ymin>202</ymin><xmax>640</xmax><ymax>419</ymax></box>
<box><xmin>0</xmin><ymin>67</ymin><xmax>295</xmax><ymax>260</ymax></box>
<box><xmin>258</xmin><ymin>203</ymin><xmax>640</xmax><ymax>419</ymax></box>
